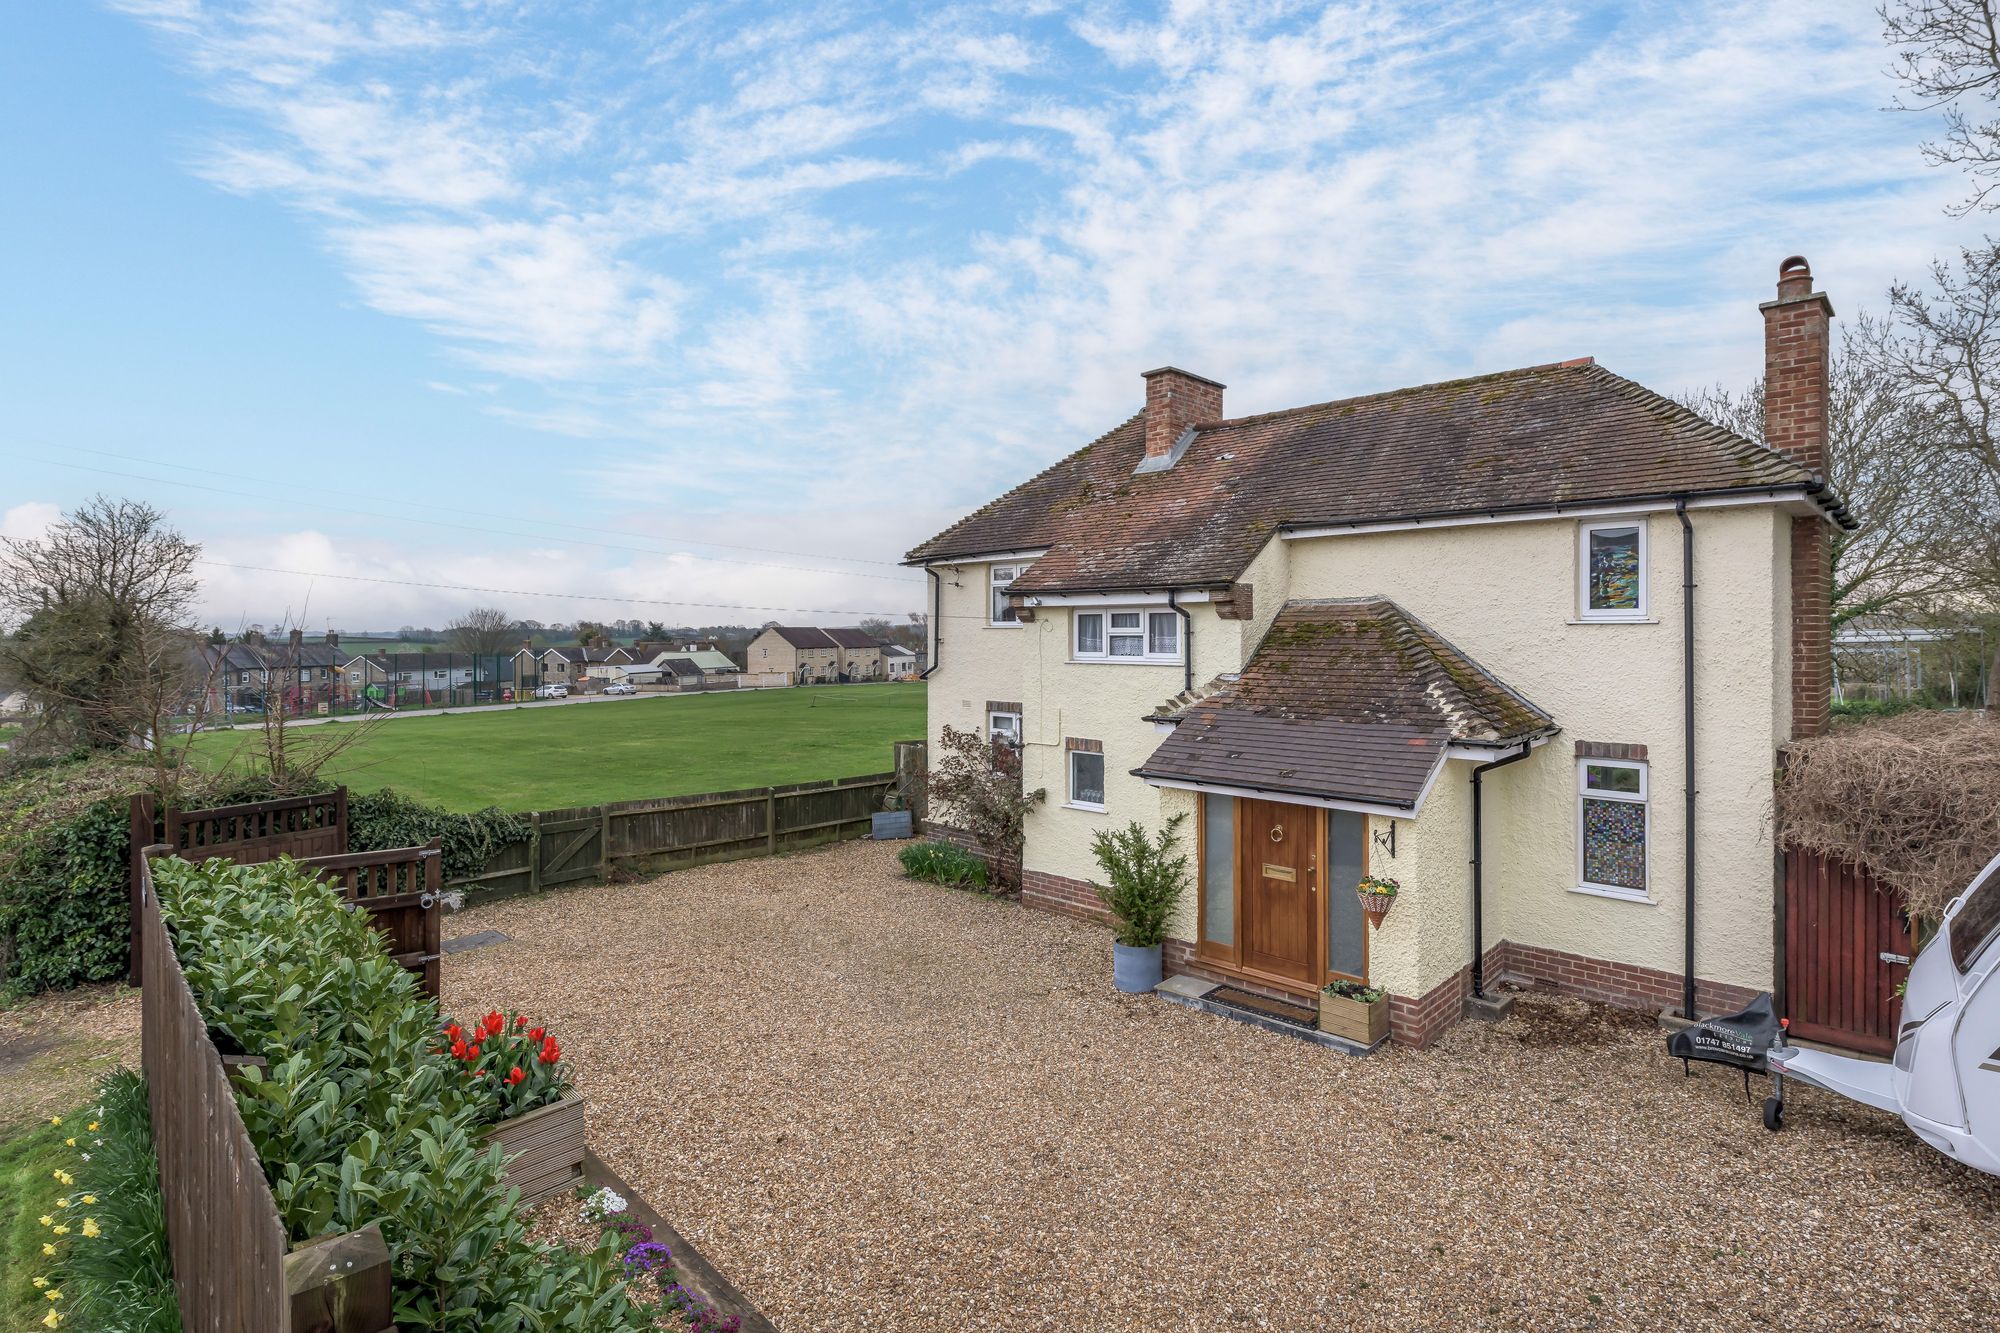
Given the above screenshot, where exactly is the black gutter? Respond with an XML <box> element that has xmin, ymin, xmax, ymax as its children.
<box><xmin>1678</xmin><ymin>498</ymin><xmax>1698</xmax><ymax>1019</ymax></box>
<box><xmin>1167</xmin><ymin>589</ymin><xmax>1193</xmax><ymax>695</ymax></box>
<box><xmin>1470</xmin><ymin>744</ymin><xmax>1533</xmax><ymax>999</ymax></box>
<box><xmin>918</xmin><ymin>566</ymin><xmax>943</xmax><ymax>681</ymax></box>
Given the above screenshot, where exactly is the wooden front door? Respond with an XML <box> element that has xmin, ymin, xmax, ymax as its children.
<box><xmin>1238</xmin><ymin>798</ymin><xmax>1319</xmax><ymax>985</ymax></box>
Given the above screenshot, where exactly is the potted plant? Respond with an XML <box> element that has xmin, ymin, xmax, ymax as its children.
<box><xmin>1089</xmin><ymin>815</ymin><xmax>1191</xmax><ymax>992</ymax></box>
<box><xmin>439</xmin><ymin>1009</ymin><xmax>584</xmax><ymax>1207</ymax></box>
<box><xmin>1356</xmin><ymin>873</ymin><xmax>1399</xmax><ymax>928</ymax></box>
<box><xmin>1318</xmin><ymin>978</ymin><xmax>1389</xmax><ymax>1045</ymax></box>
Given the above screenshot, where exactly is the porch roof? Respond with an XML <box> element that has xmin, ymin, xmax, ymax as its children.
<box><xmin>1133</xmin><ymin>598</ymin><xmax>1556</xmax><ymax>811</ymax></box>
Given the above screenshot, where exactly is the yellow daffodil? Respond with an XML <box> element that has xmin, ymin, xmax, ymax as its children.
<box><xmin>31</xmin><ymin>1277</ymin><xmax>47</xmax><ymax>1289</ymax></box>
<box><xmin>79</xmin><ymin>1196</ymin><xmax>94</xmax><ymax>1205</ymax></box>
<box><xmin>42</xmin><ymin>1309</ymin><xmax>60</xmax><ymax>1328</ymax></box>
<box><xmin>45</xmin><ymin>1289</ymin><xmax>61</xmax><ymax>1301</ymax></box>
<box><xmin>85</xmin><ymin>1123</ymin><xmax>96</xmax><ymax>1132</ymax></box>
<box><xmin>79</xmin><ymin>1219</ymin><xmax>99</xmax><ymax>1238</ymax></box>
<box><xmin>41</xmin><ymin>1243</ymin><xmax>55</xmax><ymax>1257</ymax></box>
<box><xmin>48</xmin><ymin>1116</ymin><xmax>60</xmax><ymax>1127</ymax></box>
<box><xmin>37</xmin><ymin>1215</ymin><xmax>51</xmax><ymax>1227</ymax></box>
<box><xmin>55</xmin><ymin>1199</ymin><xmax>69</xmax><ymax>1209</ymax></box>
<box><xmin>63</xmin><ymin>1138</ymin><xmax>74</xmax><ymax>1147</ymax></box>
<box><xmin>51</xmin><ymin>1225</ymin><xmax>68</xmax><ymax>1236</ymax></box>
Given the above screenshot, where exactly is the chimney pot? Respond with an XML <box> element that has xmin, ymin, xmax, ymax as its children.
<box><xmin>1139</xmin><ymin>366</ymin><xmax>1225</xmax><ymax>466</ymax></box>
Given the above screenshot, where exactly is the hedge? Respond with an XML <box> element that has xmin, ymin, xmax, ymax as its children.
<box><xmin>155</xmin><ymin>856</ymin><xmax>649</xmax><ymax>1332</ymax></box>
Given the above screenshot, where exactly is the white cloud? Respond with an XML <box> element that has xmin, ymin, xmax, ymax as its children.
<box><xmin>0</xmin><ymin>502</ymin><xmax>62</xmax><ymax>543</ymax></box>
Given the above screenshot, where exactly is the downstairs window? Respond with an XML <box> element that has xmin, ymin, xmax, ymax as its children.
<box><xmin>1577</xmin><ymin>758</ymin><xmax>1648</xmax><ymax>899</ymax></box>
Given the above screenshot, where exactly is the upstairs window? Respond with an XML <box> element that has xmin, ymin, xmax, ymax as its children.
<box><xmin>990</xmin><ymin>564</ymin><xmax>1026</xmax><ymax>625</ymax></box>
<box><xmin>1074</xmin><ymin>608</ymin><xmax>1180</xmax><ymax>662</ymax></box>
<box><xmin>988</xmin><ymin>709</ymin><xmax>1023</xmax><ymax>747</ymax></box>
<box><xmin>1579</xmin><ymin>520</ymin><xmax>1646</xmax><ymax>620</ymax></box>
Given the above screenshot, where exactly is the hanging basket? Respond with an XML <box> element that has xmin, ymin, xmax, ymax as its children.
<box><xmin>1357</xmin><ymin>889</ymin><xmax>1396</xmax><ymax>929</ymax></box>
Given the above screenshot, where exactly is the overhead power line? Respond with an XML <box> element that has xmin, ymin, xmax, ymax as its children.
<box><xmin>195</xmin><ymin>559</ymin><xmax>921</xmax><ymax>618</ymax></box>
<box><xmin>10</xmin><ymin>450</ymin><xmax>922</xmax><ymax>583</ymax></box>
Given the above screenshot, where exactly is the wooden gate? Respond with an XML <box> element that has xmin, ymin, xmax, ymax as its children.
<box><xmin>535</xmin><ymin>808</ymin><xmax>605</xmax><ymax>888</ymax></box>
<box><xmin>298</xmin><ymin>842</ymin><xmax>446</xmax><ymax>997</ymax></box>
<box><xmin>1783</xmin><ymin>849</ymin><xmax>1912</xmax><ymax>1056</ymax></box>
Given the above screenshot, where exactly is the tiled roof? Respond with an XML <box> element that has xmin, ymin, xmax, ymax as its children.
<box><xmin>766</xmin><ymin>626</ymin><xmax>838</xmax><ymax>649</ymax></box>
<box><xmin>907</xmin><ymin>359</ymin><xmax>1836</xmax><ymax>593</ymax></box>
<box><xmin>1134</xmin><ymin>598</ymin><xmax>1554</xmax><ymax>810</ymax></box>
<box><xmin>823</xmin><ymin>627</ymin><xmax>882</xmax><ymax>649</ymax></box>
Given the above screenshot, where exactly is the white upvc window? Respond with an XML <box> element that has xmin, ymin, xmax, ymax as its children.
<box><xmin>1576</xmin><ymin>758</ymin><xmax>1649</xmax><ymax>900</ymax></box>
<box><xmin>1067</xmin><ymin>747</ymin><xmax>1107</xmax><ymax>811</ymax></box>
<box><xmin>1578</xmin><ymin>519</ymin><xmax>1647</xmax><ymax>620</ymax></box>
<box><xmin>990</xmin><ymin>564</ymin><xmax>1027</xmax><ymax>626</ymax></box>
<box><xmin>1072</xmin><ymin>608</ymin><xmax>1181</xmax><ymax>663</ymax></box>
<box><xmin>988</xmin><ymin>710</ymin><xmax>1022</xmax><ymax>747</ymax></box>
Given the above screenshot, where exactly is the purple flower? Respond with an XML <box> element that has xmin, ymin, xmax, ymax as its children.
<box><xmin>622</xmin><ymin>1240</ymin><xmax>673</xmax><ymax>1275</ymax></box>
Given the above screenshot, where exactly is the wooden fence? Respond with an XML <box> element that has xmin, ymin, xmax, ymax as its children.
<box><xmin>448</xmin><ymin>771</ymin><xmax>901</xmax><ymax>896</ymax></box>
<box><xmin>138</xmin><ymin>846</ymin><xmax>393</xmax><ymax>1333</ymax></box>
<box><xmin>130</xmin><ymin>789</ymin><xmax>441</xmax><ymax>998</ymax></box>
<box><xmin>1783</xmin><ymin>847</ymin><xmax>1912</xmax><ymax>1056</ymax></box>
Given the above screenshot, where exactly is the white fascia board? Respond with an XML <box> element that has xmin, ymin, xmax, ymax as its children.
<box><xmin>923</xmin><ymin>548</ymin><xmax>1050</xmax><ymax>567</ymax></box>
<box><xmin>1021</xmin><ymin>590</ymin><xmax>1213</xmax><ymax>607</ymax></box>
<box><xmin>1136</xmin><ymin>751</ymin><xmax>1446</xmax><ymax>819</ymax></box>
<box><xmin>1280</xmin><ymin>488</ymin><xmax>1819</xmax><ymax>541</ymax></box>
<box><xmin>1444</xmin><ymin>734</ymin><xmax>1551</xmax><ymax>762</ymax></box>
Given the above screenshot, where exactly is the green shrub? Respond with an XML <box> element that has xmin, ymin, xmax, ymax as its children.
<box><xmin>898</xmin><ymin>840</ymin><xmax>989</xmax><ymax>889</ymax></box>
<box><xmin>153</xmin><ymin>856</ymin><xmax>648</xmax><ymax>1333</ymax></box>
<box><xmin>1088</xmin><ymin>815</ymin><xmax>1191</xmax><ymax>948</ymax></box>
<box><xmin>347</xmin><ymin>788</ymin><xmax>531</xmax><ymax>883</ymax></box>
<box><xmin>0</xmin><ymin>797</ymin><xmax>132</xmax><ymax>994</ymax></box>
<box><xmin>51</xmin><ymin>1069</ymin><xmax>182</xmax><ymax>1332</ymax></box>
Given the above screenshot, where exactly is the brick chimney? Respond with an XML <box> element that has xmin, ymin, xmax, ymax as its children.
<box><xmin>1761</xmin><ymin>255</ymin><xmax>1835</xmax><ymax>739</ymax></box>
<box><xmin>324</xmin><ymin>630</ymin><xmax>339</xmax><ymax>649</ymax></box>
<box><xmin>1140</xmin><ymin>366</ymin><xmax>1224</xmax><ymax>467</ymax></box>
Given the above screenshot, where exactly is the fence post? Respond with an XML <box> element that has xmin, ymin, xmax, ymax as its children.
<box><xmin>765</xmin><ymin>789</ymin><xmax>777</xmax><ymax>855</ymax></box>
<box><xmin>127</xmin><ymin>793</ymin><xmax>156</xmax><ymax>986</ymax></box>
<box><xmin>333</xmin><ymin>785</ymin><xmax>350</xmax><ymax>848</ymax></box>
<box><xmin>599</xmin><ymin>804</ymin><xmax>612</xmax><ymax>881</ymax></box>
<box><xmin>528</xmin><ymin>811</ymin><xmax>542</xmax><ymax>894</ymax></box>
<box><xmin>284</xmin><ymin>1223</ymin><xmax>395</xmax><ymax>1333</ymax></box>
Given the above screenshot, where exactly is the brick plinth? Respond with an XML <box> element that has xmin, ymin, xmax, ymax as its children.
<box><xmin>929</xmin><ymin>823</ymin><xmax>1023</xmax><ymax>897</ymax></box>
<box><xmin>1490</xmin><ymin>939</ymin><xmax>1759</xmax><ymax>1018</ymax></box>
<box><xmin>1020</xmin><ymin>867</ymin><xmax>1105</xmax><ymax>922</ymax></box>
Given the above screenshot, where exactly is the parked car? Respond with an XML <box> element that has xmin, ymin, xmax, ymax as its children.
<box><xmin>533</xmin><ymin>683</ymin><xmax>569</xmax><ymax>699</ymax></box>
<box><xmin>603</xmin><ymin>681</ymin><xmax>637</xmax><ymax>695</ymax></box>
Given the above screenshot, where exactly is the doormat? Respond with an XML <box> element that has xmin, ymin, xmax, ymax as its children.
<box><xmin>1206</xmin><ymin>986</ymin><xmax>1317</xmax><ymax>1028</ymax></box>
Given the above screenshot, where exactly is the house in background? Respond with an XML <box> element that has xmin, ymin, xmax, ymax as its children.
<box><xmin>825</xmin><ymin>628</ymin><xmax>884</xmax><ymax>680</ymax></box>
<box><xmin>199</xmin><ymin>629</ymin><xmax>348</xmax><ymax>714</ymax></box>
<box><xmin>746</xmin><ymin>626</ymin><xmax>896</xmax><ymax>683</ymax></box>
<box><xmin>346</xmin><ymin>650</ymin><xmax>509</xmax><ymax>707</ymax></box>
<box><xmin>883</xmin><ymin>643</ymin><xmax>918</xmax><ymax>679</ymax></box>
<box><xmin>906</xmin><ymin>256</ymin><xmax>1850</xmax><ymax>1048</ymax></box>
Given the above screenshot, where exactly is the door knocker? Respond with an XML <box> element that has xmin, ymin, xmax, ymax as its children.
<box><xmin>1268</xmin><ymin>825</ymin><xmax>1284</xmax><ymax>843</ymax></box>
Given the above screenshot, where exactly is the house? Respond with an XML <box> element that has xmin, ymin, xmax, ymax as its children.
<box><xmin>747</xmin><ymin>626</ymin><xmax>842</xmax><ymax>683</ymax></box>
<box><xmin>199</xmin><ymin>630</ymin><xmax>348</xmax><ymax>715</ymax></box>
<box><xmin>883</xmin><ymin>643</ymin><xmax>918</xmax><ymax>679</ymax></box>
<box><xmin>345</xmin><ymin>651</ymin><xmax>509</xmax><ymax>707</ymax></box>
<box><xmin>824</xmin><ymin>628</ymin><xmax>885</xmax><ymax>680</ymax></box>
<box><xmin>635</xmin><ymin>640</ymin><xmax>740</xmax><ymax>676</ymax></box>
<box><xmin>905</xmin><ymin>256</ymin><xmax>1850</xmax><ymax>1049</ymax></box>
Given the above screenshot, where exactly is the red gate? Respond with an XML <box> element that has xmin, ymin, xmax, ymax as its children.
<box><xmin>1783</xmin><ymin>849</ymin><xmax>1912</xmax><ymax>1055</ymax></box>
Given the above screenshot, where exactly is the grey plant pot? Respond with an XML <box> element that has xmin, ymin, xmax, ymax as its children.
<box><xmin>1112</xmin><ymin>942</ymin><xmax>1163</xmax><ymax>993</ymax></box>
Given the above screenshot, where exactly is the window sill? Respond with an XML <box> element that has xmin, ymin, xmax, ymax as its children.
<box><xmin>1069</xmin><ymin>657</ymin><xmax>1181</xmax><ymax>666</ymax></box>
<box><xmin>1567</xmin><ymin>617</ymin><xmax>1657</xmax><ymax>626</ymax></box>
<box><xmin>986</xmin><ymin>622</ymin><xmax>1027</xmax><ymax>629</ymax></box>
<box><xmin>1063</xmin><ymin>801</ymin><xmax>1108</xmax><ymax>814</ymax></box>
<box><xmin>1568</xmin><ymin>884</ymin><xmax>1654</xmax><ymax>905</ymax></box>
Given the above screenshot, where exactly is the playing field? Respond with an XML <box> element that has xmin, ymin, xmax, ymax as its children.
<box><xmin>189</xmin><ymin>684</ymin><xmax>926</xmax><ymax>812</ymax></box>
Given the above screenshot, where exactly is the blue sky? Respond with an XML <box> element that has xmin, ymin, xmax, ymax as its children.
<box><xmin>0</xmin><ymin>1</ymin><xmax>1971</xmax><ymax>629</ymax></box>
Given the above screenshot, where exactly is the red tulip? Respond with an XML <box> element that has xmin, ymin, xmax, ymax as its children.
<box><xmin>506</xmin><ymin>1066</ymin><xmax>525</xmax><ymax>1085</ymax></box>
<box><xmin>466</xmin><ymin>1043</ymin><xmax>481</xmax><ymax>1061</ymax></box>
<box><xmin>450</xmin><ymin>1040</ymin><xmax>468</xmax><ymax>1060</ymax></box>
<box><xmin>538</xmin><ymin>1040</ymin><xmax>560</xmax><ymax>1064</ymax></box>
<box><xmin>527</xmin><ymin>1027</ymin><xmax>544</xmax><ymax>1043</ymax></box>
<box><xmin>514</xmin><ymin>1016</ymin><xmax>528</xmax><ymax>1030</ymax></box>
<box><xmin>444</xmin><ymin>1023</ymin><xmax>462</xmax><ymax>1041</ymax></box>
<box><xmin>483</xmin><ymin>1010</ymin><xmax>504</xmax><ymax>1036</ymax></box>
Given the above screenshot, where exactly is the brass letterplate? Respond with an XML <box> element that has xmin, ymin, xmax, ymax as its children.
<box><xmin>1261</xmin><ymin>863</ymin><xmax>1296</xmax><ymax>882</ymax></box>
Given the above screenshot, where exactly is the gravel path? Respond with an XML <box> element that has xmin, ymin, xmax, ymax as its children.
<box><xmin>444</xmin><ymin>840</ymin><xmax>2000</xmax><ymax>1332</ymax></box>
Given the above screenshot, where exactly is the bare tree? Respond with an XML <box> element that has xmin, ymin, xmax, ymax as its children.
<box><xmin>1883</xmin><ymin>0</ymin><xmax>2000</xmax><ymax>214</ymax></box>
<box><xmin>0</xmin><ymin>496</ymin><xmax>202</xmax><ymax>749</ymax></box>
<box><xmin>446</xmin><ymin>605</ymin><xmax>514</xmax><ymax>656</ymax></box>
<box><xmin>1677</xmin><ymin>316</ymin><xmax>1971</xmax><ymax>627</ymax></box>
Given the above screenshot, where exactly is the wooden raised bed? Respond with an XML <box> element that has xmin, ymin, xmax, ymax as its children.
<box><xmin>487</xmin><ymin>1092</ymin><xmax>586</xmax><ymax>1207</ymax></box>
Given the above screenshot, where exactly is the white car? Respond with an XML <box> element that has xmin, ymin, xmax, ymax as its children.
<box><xmin>603</xmin><ymin>681</ymin><xmax>637</xmax><ymax>696</ymax></box>
<box><xmin>533</xmin><ymin>683</ymin><xmax>569</xmax><ymax>699</ymax></box>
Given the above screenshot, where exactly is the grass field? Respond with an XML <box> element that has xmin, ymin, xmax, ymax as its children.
<box><xmin>189</xmin><ymin>684</ymin><xmax>927</xmax><ymax>812</ymax></box>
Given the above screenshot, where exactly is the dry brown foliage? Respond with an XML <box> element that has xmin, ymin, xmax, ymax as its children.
<box><xmin>1775</xmin><ymin>710</ymin><xmax>2000</xmax><ymax>918</ymax></box>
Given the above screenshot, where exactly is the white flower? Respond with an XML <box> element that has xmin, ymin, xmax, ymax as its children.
<box><xmin>577</xmin><ymin>1186</ymin><xmax>627</xmax><ymax>1224</ymax></box>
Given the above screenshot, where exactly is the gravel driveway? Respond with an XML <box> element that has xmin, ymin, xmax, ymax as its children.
<box><xmin>443</xmin><ymin>840</ymin><xmax>2000</xmax><ymax>1332</ymax></box>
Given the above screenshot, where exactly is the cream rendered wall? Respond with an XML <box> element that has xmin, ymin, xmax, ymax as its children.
<box><xmin>1285</xmin><ymin>505</ymin><xmax>1791</xmax><ymax>995</ymax></box>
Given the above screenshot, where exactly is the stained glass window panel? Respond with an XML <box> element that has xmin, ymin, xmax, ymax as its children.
<box><xmin>1585</xmin><ymin>763</ymin><xmax>1642</xmax><ymax>794</ymax></box>
<box><xmin>1581</xmin><ymin>797</ymin><xmax>1647</xmax><ymax>891</ymax></box>
<box><xmin>1587</xmin><ymin>526</ymin><xmax>1641</xmax><ymax>611</ymax></box>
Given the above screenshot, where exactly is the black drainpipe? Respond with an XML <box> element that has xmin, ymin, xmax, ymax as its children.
<box><xmin>1167</xmin><ymin>589</ymin><xmax>1193</xmax><ymax>695</ymax></box>
<box><xmin>1470</xmin><ymin>743</ymin><xmax>1533</xmax><ymax>999</ymax></box>
<box><xmin>918</xmin><ymin>567</ymin><xmax>943</xmax><ymax>680</ymax></box>
<box><xmin>1678</xmin><ymin>498</ymin><xmax>1697</xmax><ymax>1019</ymax></box>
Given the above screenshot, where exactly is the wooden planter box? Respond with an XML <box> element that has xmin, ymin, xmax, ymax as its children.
<box><xmin>1318</xmin><ymin>991</ymin><xmax>1389</xmax><ymax>1047</ymax></box>
<box><xmin>485</xmin><ymin>1091</ymin><xmax>585</xmax><ymax>1208</ymax></box>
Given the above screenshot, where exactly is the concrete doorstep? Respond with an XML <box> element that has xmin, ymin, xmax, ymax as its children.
<box><xmin>1153</xmin><ymin>975</ymin><xmax>1382</xmax><ymax>1056</ymax></box>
